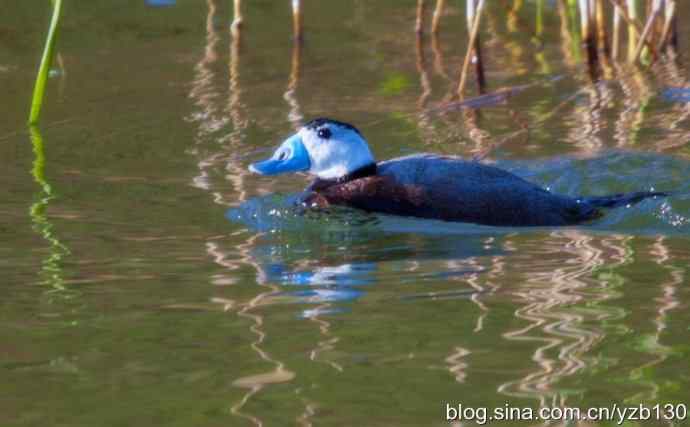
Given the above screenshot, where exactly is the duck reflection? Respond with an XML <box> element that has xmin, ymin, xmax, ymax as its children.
<box><xmin>145</xmin><ymin>0</ymin><xmax>176</xmax><ymax>7</ymax></box>
<box><xmin>228</xmin><ymin>198</ymin><xmax>501</xmax><ymax>308</ymax></box>
<box><xmin>257</xmin><ymin>262</ymin><xmax>372</xmax><ymax>315</ymax></box>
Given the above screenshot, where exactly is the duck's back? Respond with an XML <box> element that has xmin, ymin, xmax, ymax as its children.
<box><xmin>372</xmin><ymin>154</ymin><xmax>598</xmax><ymax>226</ymax></box>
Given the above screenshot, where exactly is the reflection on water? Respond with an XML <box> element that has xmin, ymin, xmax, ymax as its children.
<box><xmin>499</xmin><ymin>231</ymin><xmax>621</xmax><ymax>409</ymax></box>
<box><xmin>28</xmin><ymin>126</ymin><xmax>72</xmax><ymax>299</ymax></box>
<box><xmin>145</xmin><ymin>0</ymin><xmax>176</xmax><ymax>7</ymax></box>
<box><xmin>4</xmin><ymin>1</ymin><xmax>690</xmax><ymax>426</ymax></box>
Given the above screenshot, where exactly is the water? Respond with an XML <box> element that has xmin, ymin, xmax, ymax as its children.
<box><xmin>2</xmin><ymin>1</ymin><xmax>690</xmax><ymax>426</ymax></box>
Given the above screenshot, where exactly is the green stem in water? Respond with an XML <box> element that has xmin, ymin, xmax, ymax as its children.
<box><xmin>28</xmin><ymin>0</ymin><xmax>63</xmax><ymax>125</ymax></box>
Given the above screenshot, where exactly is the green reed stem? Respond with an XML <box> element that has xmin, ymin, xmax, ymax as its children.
<box><xmin>28</xmin><ymin>0</ymin><xmax>63</xmax><ymax>125</ymax></box>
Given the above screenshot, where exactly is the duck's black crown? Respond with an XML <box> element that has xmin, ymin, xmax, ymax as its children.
<box><xmin>304</xmin><ymin>118</ymin><xmax>362</xmax><ymax>136</ymax></box>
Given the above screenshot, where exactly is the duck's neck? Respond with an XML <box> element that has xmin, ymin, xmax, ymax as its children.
<box><xmin>307</xmin><ymin>162</ymin><xmax>377</xmax><ymax>192</ymax></box>
<box><xmin>337</xmin><ymin>162</ymin><xmax>377</xmax><ymax>183</ymax></box>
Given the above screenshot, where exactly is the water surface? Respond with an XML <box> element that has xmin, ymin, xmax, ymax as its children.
<box><xmin>2</xmin><ymin>1</ymin><xmax>690</xmax><ymax>426</ymax></box>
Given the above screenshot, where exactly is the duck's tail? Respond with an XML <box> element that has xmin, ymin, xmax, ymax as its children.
<box><xmin>581</xmin><ymin>191</ymin><xmax>668</xmax><ymax>209</ymax></box>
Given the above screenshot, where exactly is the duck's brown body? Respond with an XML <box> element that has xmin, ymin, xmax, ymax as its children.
<box><xmin>302</xmin><ymin>154</ymin><xmax>662</xmax><ymax>227</ymax></box>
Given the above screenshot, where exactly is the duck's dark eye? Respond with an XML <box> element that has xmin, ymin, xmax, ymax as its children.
<box><xmin>278</xmin><ymin>151</ymin><xmax>288</xmax><ymax>160</ymax></box>
<box><xmin>317</xmin><ymin>128</ymin><xmax>332</xmax><ymax>140</ymax></box>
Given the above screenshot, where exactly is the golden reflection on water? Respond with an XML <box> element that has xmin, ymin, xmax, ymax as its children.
<box><xmin>497</xmin><ymin>231</ymin><xmax>626</xmax><ymax>412</ymax></box>
<box><xmin>184</xmin><ymin>2</ymin><xmax>351</xmax><ymax>424</ymax></box>
<box><xmin>613</xmin><ymin>64</ymin><xmax>651</xmax><ymax>149</ymax></box>
<box><xmin>231</xmin><ymin>281</ymin><xmax>296</xmax><ymax>427</ymax></box>
<box><xmin>284</xmin><ymin>39</ymin><xmax>304</xmax><ymax>130</ymax></box>
<box><xmin>651</xmin><ymin>58</ymin><xmax>690</xmax><ymax>152</ymax></box>
<box><xmin>185</xmin><ymin>2</ymin><xmax>290</xmax><ymax>425</ymax></box>
<box><xmin>305</xmin><ymin>303</ymin><xmax>344</xmax><ymax>373</ymax></box>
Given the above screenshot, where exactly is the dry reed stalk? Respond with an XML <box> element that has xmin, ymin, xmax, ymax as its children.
<box><xmin>669</xmin><ymin>2</ymin><xmax>678</xmax><ymax>49</ymax></box>
<box><xmin>457</xmin><ymin>0</ymin><xmax>484</xmax><ymax>99</ymax></box>
<box><xmin>607</xmin><ymin>0</ymin><xmax>657</xmax><ymax>60</ymax></box>
<box><xmin>626</xmin><ymin>0</ymin><xmax>639</xmax><ymax>60</ymax></box>
<box><xmin>612</xmin><ymin>2</ymin><xmax>621</xmax><ymax>58</ymax></box>
<box><xmin>659</xmin><ymin>0</ymin><xmax>677</xmax><ymax>52</ymax></box>
<box><xmin>632</xmin><ymin>0</ymin><xmax>663</xmax><ymax>63</ymax></box>
<box><xmin>578</xmin><ymin>0</ymin><xmax>590</xmax><ymax>39</ymax></box>
<box><xmin>556</xmin><ymin>0</ymin><xmax>577</xmax><ymax>65</ymax></box>
<box><xmin>595</xmin><ymin>0</ymin><xmax>610</xmax><ymax>56</ymax></box>
<box><xmin>431</xmin><ymin>0</ymin><xmax>445</xmax><ymax>34</ymax></box>
<box><xmin>469</xmin><ymin>0</ymin><xmax>486</xmax><ymax>92</ymax></box>
<box><xmin>578</xmin><ymin>0</ymin><xmax>600</xmax><ymax>73</ymax></box>
<box><xmin>416</xmin><ymin>0</ymin><xmax>426</xmax><ymax>34</ymax></box>
<box><xmin>232</xmin><ymin>0</ymin><xmax>242</xmax><ymax>34</ymax></box>
<box><xmin>292</xmin><ymin>0</ymin><xmax>303</xmax><ymax>42</ymax></box>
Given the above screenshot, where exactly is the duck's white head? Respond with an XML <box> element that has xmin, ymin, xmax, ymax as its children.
<box><xmin>249</xmin><ymin>118</ymin><xmax>375</xmax><ymax>180</ymax></box>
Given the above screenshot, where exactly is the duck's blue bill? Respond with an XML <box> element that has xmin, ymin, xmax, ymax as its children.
<box><xmin>249</xmin><ymin>134</ymin><xmax>311</xmax><ymax>175</ymax></box>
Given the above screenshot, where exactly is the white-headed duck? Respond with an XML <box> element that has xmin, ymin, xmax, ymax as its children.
<box><xmin>249</xmin><ymin>118</ymin><xmax>667</xmax><ymax>227</ymax></box>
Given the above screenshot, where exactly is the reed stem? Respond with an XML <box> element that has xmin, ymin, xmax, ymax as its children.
<box><xmin>28</xmin><ymin>0</ymin><xmax>63</xmax><ymax>125</ymax></box>
<box><xmin>632</xmin><ymin>0</ymin><xmax>662</xmax><ymax>63</ymax></box>
<box><xmin>431</xmin><ymin>0</ymin><xmax>445</xmax><ymax>34</ymax></box>
<box><xmin>659</xmin><ymin>0</ymin><xmax>677</xmax><ymax>52</ymax></box>
<box><xmin>457</xmin><ymin>0</ymin><xmax>485</xmax><ymax>98</ymax></box>
<box><xmin>292</xmin><ymin>0</ymin><xmax>303</xmax><ymax>42</ymax></box>
<box><xmin>536</xmin><ymin>0</ymin><xmax>544</xmax><ymax>37</ymax></box>
<box><xmin>232</xmin><ymin>0</ymin><xmax>243</xmax><ymax>36</ymax></box>
<box><xmin>612</xmin><ymin>2</ymin><xmax>621</xmax><ymax>58</ymax></box>
<box><xmin>596</xmin><ymin>0</ymin><xmax>610</xmax><ymax>57</ymax></box>
<box><xmin>607</xmin><ymin>0</ymin><xmax>657</xmax><ymax>61</ymax></box>
<box><xmin>416</xmin><ymin>0</ymin><xmax>426</xmax><ymax>35</ymax></box>
<box><xmin>626</xmin><ymin>0</ymin><xmax>639</xmax><ymax>60</ymax></box>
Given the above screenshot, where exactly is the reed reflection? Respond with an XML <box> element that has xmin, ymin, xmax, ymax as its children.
<box><xmin>185</xmin><ymin>2</ymin><xmax>293</xmax><ymax>425</ymax></box>
<box><xmin>623</xmin><ymin>236</ymin><xmax>684</xmax><ymax>403</ymax></box>
<box><xmin>284</xmin><ymin>35</ymin><xmax>303</xmax><ymax>131</ymax></box>
<box><xmin>185</xmin><ymin>2</ymin><xmax>690</xmax><ymax>423</ymax></box>
<box><xmin>497</xmin><ymin>231</ymin><xmax>625</xmax><ymax>413</ymax></box>
<box><xmin>29</xmin><ymin>126</ymin><xmax>73</xmax><ymax>299</ymax></box>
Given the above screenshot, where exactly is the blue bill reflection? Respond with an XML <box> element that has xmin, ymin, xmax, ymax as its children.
<box><xmin>145</xmin><ymin>0</ymin><xmax>176</xmax><ymax>7</ymax></box>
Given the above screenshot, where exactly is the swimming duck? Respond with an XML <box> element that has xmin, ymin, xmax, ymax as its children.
<box><xmin>249</xmin><ymin>118</ymin><xmax>666</xmax><ymax>227</ymax></box>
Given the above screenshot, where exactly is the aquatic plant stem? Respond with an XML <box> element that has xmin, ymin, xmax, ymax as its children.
<box><xmin>578</xmin><ymin>0</ymin><xmax>600</xmax><ymax>73</ymax></box>
<box><xmin>566</xmin><ymin>0</ymin><xmax>582</xmax><ymax>61</ymax></box>
<box><xmin>612</xmin><ymin>2</ymin><xmax>621</xmax><ymax>58</ymax></box>
<box><xmin>457</xmin><ymin>0</ymin><xmax>485</xmax><ymax>99</ymax></box>
<box><xmin>607</xmin><ymin>0</ymin><xmax>657</xmax><ymax>61</ymax></box>
<box><xmin>596</xmin><ymin>0</ymin><xmax>610</xmax><ymax>57</ymax></box>
<box><xmin>292</xmin><ymin>0</ymin><xmax>303</xmax><ymax>42</ymax></box>
<box><xmin>415</xmin><ymin>0</ymin><xmax>426</xmax><ymax>35</ymax></box>
<box><xmin>632</xmin><ymin>0</ymin><xmax>662</xmax><ymax>63</ymax></box>
<box><xmin>232</xmin><ymin>0</ymin><xmax>243</xmax><ymax>34</ymax></box>
<box><xmin>431</xmin><ymin>0</ymin><xmax>445</xmax><ymax>34</ymax></box>
<box><xmin>28</xmin><ymin>0</ymin><xmax>63</xmax><ymax>125</ymax></box>
<box><xmin>658</xmin><ymin>0</ymin><xmax>676</xmax><ymax>52</ymax></box>
<box><xmin>536</xmin><ymin>0</ymin><xmax>544</xmax><ymax>37</ymax></box>
<box><xmin>626</xmin><ymin>0</ymin><xmax>639</xmax><ymax>60</ymax></box>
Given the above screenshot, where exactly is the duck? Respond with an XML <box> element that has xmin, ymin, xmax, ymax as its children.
<box><xmin>249</xmin><ymin>118</ymin><xmax>667</xmax><ymax>227</ymax></box>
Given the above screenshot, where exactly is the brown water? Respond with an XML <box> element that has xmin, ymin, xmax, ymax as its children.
<box><xmin>2</xmin><ymin>1</ymin><xmax>690</xmax><ymax>426</ymax></box>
